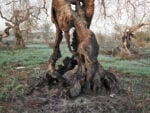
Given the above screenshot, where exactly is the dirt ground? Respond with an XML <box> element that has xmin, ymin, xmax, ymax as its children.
<box><xmin>0</xmin><ymin>68</ymin><xmax>149</xmax><ymax>113</ymax></box>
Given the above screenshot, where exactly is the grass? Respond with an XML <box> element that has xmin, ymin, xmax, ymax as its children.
<box><xmin>0</xmin><ymin>44</ymin><xmax>149</xmax><ymax>76</ymax></box>
<box><xmin>0</xmin><ymin>48</ymin><xmax>51</xmax><ymax>68</ymax></box>
<box><xmin>0</xmin><ymin>75</ymin><xmax>25</xmax><ymax>100</ymax></box>
<box><xmin>98</xmin><ymin>55</ymin><xmax>150</xmax><ymax>76</ymax></box>
<box><xmin>0</xmin><ymin>44</ymin><xmax>150</xmax><ymax>100</ymax></box>
<box><xmin>0</xmin><ymin>44</ymin><xmax>71</xmax><ymax>68</ymax></box>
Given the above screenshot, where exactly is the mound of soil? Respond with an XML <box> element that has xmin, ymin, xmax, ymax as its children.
<box><xmin>0</xmin><ymin>71</ymin><xmax>145</xmax><ymax>113</ymax></box>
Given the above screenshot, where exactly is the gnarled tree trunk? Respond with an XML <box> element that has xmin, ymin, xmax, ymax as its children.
<box><xmin>46</xmin><ymin>0</ymin><xmax>118</xmax><ymax>97</ymax></box>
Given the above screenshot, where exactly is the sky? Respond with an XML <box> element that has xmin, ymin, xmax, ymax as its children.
<box><xmin>0</xmin><ymin>0</ymin><xmax>114</xmax><ymax>33</ymax></box>
<box><xmin>0</xmin><ymin>19</ymin><xmax>6</xmax><ymax>31</ymax></box>
<box><xmin>0</xmin><ymin>0</ymin><xmax>150</xmax><ymax>34</ymax></box>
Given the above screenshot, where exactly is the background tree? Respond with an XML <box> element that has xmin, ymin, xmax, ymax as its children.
<box><xmin>92</xmin><ymin>0</ymin><xmax>150</xmax><ymax>34</ymax></box>
<box><xmin>0</xmin><ymin>0</ymin><xmax>48</xmax><ymax>48</ymax></box>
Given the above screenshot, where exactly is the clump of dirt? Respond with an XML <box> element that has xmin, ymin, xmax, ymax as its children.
<box><xmin>0</xmin><ymin>70</ymin><xmax>147</xmax><ymax>113</ymax></box>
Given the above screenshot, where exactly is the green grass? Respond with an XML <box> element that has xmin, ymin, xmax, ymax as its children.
<box><xmin>0</xmin><ymin>44</ymin><xmax>149</xmax><ymax>76</ymax></box>
<box><xmin>0</xmin><ymin>44</ymin><xmax>72</xmax><ymax>68</ymax></box>
<box><xmin>0</xmin><ymin>47</ymin><xmax>51</xmax><ymax>68</ymax></box>
<box><xmin>0</xmin><ymin>75</ymin><xmax>25</xmax><ymax>100</ymax></box>
<box><xmin>98</xmin><ymin>55</ymin><xmax>150</xmax><ymax>76</ymax></box>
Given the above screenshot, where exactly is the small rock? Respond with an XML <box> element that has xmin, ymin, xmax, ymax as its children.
<box><xmin>33</xmin><ymin>67</ymin><xmax>40</xmax><ymax>70</ymax></box>
<box><xmin>110</xmin><ymin>93</ymin><xmax>115</xmax><ymax>98</ymax></box>
<box><xmin>16</xmin><ymin>66</ymin><xmax>25</xmax><ymax>70</ymax></box>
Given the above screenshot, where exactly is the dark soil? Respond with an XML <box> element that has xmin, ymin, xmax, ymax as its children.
<box><xmin>0</xmin><ymin>69</ymin><xmax>149</xmax><ymax>113</ymax></box>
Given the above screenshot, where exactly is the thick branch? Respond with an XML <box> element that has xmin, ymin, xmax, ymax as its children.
<box><xmin>0</xmin><ymin>25</ymin><xmax>11</xmax><ymax>39</ymax></box>
<box><xmin>0</xmin><ymin>10</ymin><xmax>13</xmax><ymax>23</ymax></box>
<box><xmin>129</xmin><ymin>23</ymin><xmax>150</xmax><ymax>32</ymax></box>
<box><xmin>5</xmin><ymin>22</ymin><xmax>13</xmax><ymax>27</ymax></box>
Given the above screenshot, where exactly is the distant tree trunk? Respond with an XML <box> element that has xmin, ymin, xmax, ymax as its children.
<box><xmin>5</xmin><ymin>22</ymin><xmax>25</xmax><ymax>48</ymax></box>
<box><xmin>13</xmin><ymin>25</ymin><xmax>25</xmax><ymax>48</ymax></box>
<box><xmin>15</xmin><ymin>37</ymin><xmax>25</xmax><ymax>48</ymax></box>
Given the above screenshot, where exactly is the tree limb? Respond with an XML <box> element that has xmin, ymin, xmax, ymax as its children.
<box><xmin>129</xmin><ymin>23</ymin><xmax>150</xmax><ymax>32</ymax></box>
<box><xmin>6</xmin><ymin>0</ymin><xmax>18</xmax><ymax>5</ymax></box>
<box><xmin>42</xmin><ymin>0</ymin><xmax>48</xmax><ymax>16</ymax></box>
<box><xmin>5</xmin><ymin>22</ymin><xmax>13</xmax><ymax>27</ymax></box>
<box><xmin>0</xmin><ymin>10</ymin><xmax>14</xmax><ymax>23</ymax></box>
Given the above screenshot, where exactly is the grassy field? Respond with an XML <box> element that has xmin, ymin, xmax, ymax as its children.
<box><xmin>0</xmin><ymin>44</ymin><xmax>150</xmax><ymax>101</ymax></box>
<box><xmin>99</xmin><ymin>54</ymin><xmax>150</xmax><ymax>76</ymax></box>
<box><xmin>0</xmin><ymin>44</ymin><xmax>149</xmax><ymax>75</ymax></box>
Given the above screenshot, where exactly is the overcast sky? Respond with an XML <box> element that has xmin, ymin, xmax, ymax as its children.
<box><xmin>0</xmin><ymin>0</ymin><xmax>150</xmax><ymax>34</ymax></box>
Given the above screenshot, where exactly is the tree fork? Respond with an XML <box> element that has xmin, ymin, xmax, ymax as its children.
<box><xmin>47</xmin><ymin>0</ymin><xmax>118</xmax><ymax>97</ymax></box>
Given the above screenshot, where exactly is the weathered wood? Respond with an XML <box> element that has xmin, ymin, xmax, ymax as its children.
<box><xmin>48</xmin><ymin>0</ymin><xmax>95</xmax><ymax>74</ymax></box>
<box><xmin>47</xmin><ymin>0</ymin><xmax>118</xmax><ymax>97</ymax></box>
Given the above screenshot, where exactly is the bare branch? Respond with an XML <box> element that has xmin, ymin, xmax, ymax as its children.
<box><xmin>18</xmin><ymin>8</ymin><xmax>30</xmax><ymax>23</ymax></box>
<box><xmin>0</xmin><ymin>10</ymin><xmax>13</xmax><ymax>23</ymax></box>
<box><xmin>129</xmin><ymin>23</ymin><xmax>150</xmax><ymax>32</ymax></box>
<box><xmin>42</xmin><ymin>0</ymin><xmax>48</xmax><ymax>16</ymax></box>
<box><xmin>139</xmin><ymin>11</ymin><xmax>146</xmax><ymax>24</ymax></box>
<box><xmin>6</xmin><ymin>0</ymin><xmax>18</xmax><ymax>5</ymax></box>
<box><xmin>30</xmin><ymin>13</ymin><xmax>41</xmax><ymax>20</ymax></box>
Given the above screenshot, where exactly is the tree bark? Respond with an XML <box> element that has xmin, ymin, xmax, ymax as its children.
<box><xmin>47</xmin><ymin>0</ymin><xmax>118</xmax><ymax>97</ymax></box>
<box><xmin>4</xmin><ymin>22</ymin><xmax>25</xmax><ymax>48</ymax></box>
<box><xmin>15</xmin><ymin>37</ymin><xmax>25</xmax><ymax>48</ymax></box>
<box><xmin>13</xmin><ymin>25</ymin><xmax>25</xmax><ymax>48</ymax></box>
